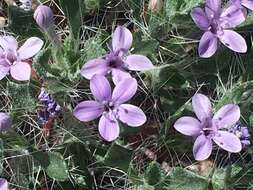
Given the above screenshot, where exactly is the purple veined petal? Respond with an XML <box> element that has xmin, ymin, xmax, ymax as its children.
<box><xmin>219</xmin><ymin>30</ymin><xmax>247</xmax><ymax>53</ymax></box>
<box><xmin>90</xmin><ymin>75</ymin><xmax>112</xmax><ymax>102</ymax></box>
<box><xmin>81</xmin><ymin>58</ymin><xmax>109</xmax><ymax>80</ymax></box>
<box><xmin>118</xmin><ymin>104</ymin><xmax>146</xmax><ymax>127</ymax></box>
<box><xmin>112</xmin><ymin>77</ymin><xmax>137</xmax><ymax>104</ymax></box>
<box><xmin>213</xmin><ymin>130</ymin><xmax>242</xmax><ymax>152</ymax></box>
<box><xmin>193</xmin><ymin>134</ymin><xmax>213</xmax><ymax>161</ymax></box>
<box><xmin>198</xmin><ymin>31</ymin><xmax>218</xmax><ymax>58</ymax></box>
<box><xmin>125</xmin><ymin>54</ymin><xmax>154</xmax><ymax>71</ymax></box>
<box><xmin>73</xmin><ymin>100</ymin><xmax>104</xmax><ymax>122</ymax></box>
<box><xmin>191</xmin><ymin>8</ymin><xmax>210</xmax><ymax>30</ymax></box>
<box><xmin>112</xmin><ymin>26</ymin><xmax>133</xmax><ymax>53</ymax></box>
<box><xmin>0</xmin><ymin>47</ymin><xmax>3</xmax><ymax>55</ymax></box>
<box><xmin>98</xmin><ymin>113</ymin><xmax>120</xmax><ymax>141</ymax></box>
<box><xmin>192</xmin><ymin>93</ymin><xmax>213</xmax><ymax>121</ymax></box>
<box><xmin>111</xmin><ymin>68</ymin><xmax>132</xmax><ymax>84</ymax></box>
<box><xmin>0</xmin><ymin>36</ymin><xmax>18</xmax><ymax>51</ymax></box>
<box><xmin>206</xmin><ymin>0</ymin><xmax>221</xmax><ymax>14</ymax></box>
<box><xmin>0</xmin><ymin>59</ymin><xmax>10</xmax><ymax>80</ymax></box>
<box><xmin>242</xmin><ymin>0</ymin><xmax>253</xmax><ymax>10</ymax></box>
<box><xmin>0</xmin><ymin>178</ymin><xmax>8</xmax><ymax>190</ymax></box>
<box><xmin>221</xmin><ymin>5</ymin><xmax>246</xmax><ymax>28</ymax></box>
<box><xmin>10</xmin><ymin>61</ymin><xmax>31</xmax><ymax>81</ymax></box>
<box><xmin>174</xmin><ymin>116</ymin><xmax>202</xmax><ymax>136</ymax></box>
<box><xmin>213</xmin><ymin>104</ymin><xmax>240</xmax><ymax>129</ymax></box>
<box><xmin>17</xmin><ymin>37</ymin><xmax>44</xmax><ymax>60</ymax></box>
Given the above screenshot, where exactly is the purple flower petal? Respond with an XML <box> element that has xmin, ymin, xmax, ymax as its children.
<box><xmin>118</xmin><ymin>104</ymin><xmax>146</xmax><ymax>127</ymax></box>
<box><xmin>0</xmin><ymin>59</ymin><xmax>10</xmax><ymax>80</ymax></box>
<box><xmin>73</xmin><ymin>100</ymin><xmax>103</xmax><ymax>122</ymax></box>
<box><xmin>198</xmin><ymin>31</ymin><xmax>218</xmax><ymax>58</ymax></box>
<box><xmin>219</xmin><ymin>30</ymin><xmax>247</xmax><ymax>53</ymax></box>
<box><xmin>242</xmin><ymin>0</ymin><xmax>253</xmax><ymax>10</ymax></box>
<box><xmin>174</xmin><ymin>116</ymin><xmax>201</xmax><ymax>136</ymax></box>
<box><xmin>81</xmin><ymin>58</ymin><xmax>109</xmax><ymax>80</ymax></box>
<box><xmin>111</xmin><ymin>68</ymin><xmax>132</xmax><ymax>84</ymax></box>
<box><xmin>191</xmin><ymin>8</ymin><xmax>210</xmax><ymax>30</ymax></box>
<box><xmin>213</xmin><ymin>104</ymin><xmax>240</xmax><ymax>129</ymax></box>
<box><xmin>18</xmin><ymin>37</ymin><xmax>44</xmax><ymax>60</ymax></box>
<box><xmin>90</xmin><ymin>75</ymin><xmax>112</xmax><ymax>102</ymax></box>
<box><xmin>125</xmin><ymin>54</ymin><xmax>154</xmax><ymax>71</ymax></box>
<box><xmin>192</xmin><ymin>93</ymin><xmax>212</xmax><ymax>121</ymax></box>
<box><xmin>206</xmin><ymin>0</ymin><xmax>221</xmax><ymax>13</ymax></box>
<box><xmin>0</xmin><ymin>36</ymin><xmax>18</xmax><ymax>51</ymax></box>
<box><xmin>213</xmin><ymin>131</ymin><xmax>242</xmax><ymax>152</ymax></box>
<box><xmin>112</xmin><ymin>77</ymin><xmax>137</xmax><ymax>104</ymax></box>
<box><xmin>0</xmin><ymin>112</ymin><xmax>12</xmax><ymax>131</ymax></box>
<box><xmin>10</xmin><ymin>61</ymin><xmax>31</xmax><ymax>81</ymax></box>
<box><xmin>112</xmin><ymin>26</ymin><xmax>133</xmax><ymax>53</ymax></box>
<box><xmin>98</xmin><ymin>113</ymin><xmax>120</xmax><ymax>141</ymax></box>
<box><xmin>0</xmin><ymin>178</ymin><xmax>8</xmax><ymax>190</ymax></box>
<box><xmin>221</xmin><ymin>5</ymin><xmax>246</xmax><ymax>28</ymax></box>
<box><xmin>193</xmin><ymin>134</ymin><xmax>213</xmax><ymax>161</ymax></box>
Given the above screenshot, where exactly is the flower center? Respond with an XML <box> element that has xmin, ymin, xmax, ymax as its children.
<box><xmin>107</xmin><ymin>56</ymin><xmax>124</xmax><ymax>68</ymax></box>
<box><xmin>200</xmin><ymin>118</ymin><xmax>215</xmax><ymax>137</ymax></box>
<box><xmin>4</xmin><ymin>50</ymin><xmax>17</xmax><ymax>65</ymax></box>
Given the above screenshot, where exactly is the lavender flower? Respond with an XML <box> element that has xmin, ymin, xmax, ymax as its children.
<box><xmin>0</xmin><ymin>178</ymin><xmax>8</xmax><ymax>190</ymax></box>
<box><xmin>191</xmin><ymin>0</ymin><xmax>247</xmax><ymax>58</ymax></box>
<box><xmin>81</xmin><ymin>26</ymin><xmax>154</xmax><ymax>84</ymax></box>
<box><xmin>231</xmin><ymin>0</ymin><xmax>253</xmax><ymax>11</ymax></box>
<box><xmin>34</xmin><ymin>5</ymin><xmax>54</xmax><ymax>30</ymax></box>
<box><xmin>229</xmin><ymin>122</ymin><xmax>251</xmax><ymax>147</ymax></box>
<box><xmin>38</xmin><ymin>88</ymin><xmax>61</xmax><ymax>124</ymax></box>
<box><xmin>0</xmin><ymin>36</ymin><xmax>43</xmax><ymax>81</ymax></box>
<box><xmin>73</xmin><ymin>75</ymin><xmax>146</xmax><ymax>141</ymax></box>
<box><xmin>0</xmin><ymin>112</ymin><xmax>11</xmax><ymax>132</ymax></box>
<box><xmin>174</xmin><ymin>93</ymin><xmax>242</xmax><ymax>161</ymax></box>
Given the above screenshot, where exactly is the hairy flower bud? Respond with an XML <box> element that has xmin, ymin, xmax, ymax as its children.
<box><xmin>148</xmin><ymin>0</ymin><xmax>163</xmax><ymax>12</ymax></box>
<box><xmin>33</xmin><ymin>5</ymin><xmax>54</xmax><ymax>30</ymax></box>
<box><xmin>0</xmin><ymin>112</ymin><xmax>11</xmax><ymax>131</ymax></box>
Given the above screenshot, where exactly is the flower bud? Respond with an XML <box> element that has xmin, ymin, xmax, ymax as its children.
<box><xmin>0</xmin><ymin>112</ymin><xmax>11</xmax><ymax>132</ymax></box>
<box><xmin>33</xmin><ymin>5</ymin><xmax>54</xmax><ymax>30</ymax></box>
<box><xmin>148</xmin><ymin>0</ymin><xmax>163</xmax><ymax>12</ymax></box>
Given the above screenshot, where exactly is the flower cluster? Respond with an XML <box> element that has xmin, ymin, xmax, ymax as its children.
<box><xmin>0</xmin><ymin>36</ymin><xmax>43</xmax><ymax>81</ymax></box>
<box><xmin>73</xmin><ymin>26</ymin><xmax>153</xmax><ymax>141</ymax></box>
<box><xmin>229</xmin><ymin>122</ymin><xmax>251</xmax><ymax>148</ymax></box>
<box><xmin>37</xmin><ymin>88</ymin><xmax>61</xmax><ymax>124</ymax></box>
<box><xmin>174</xmin><ymin>93</ymin><xmax>242</xmax><ymax>161</ymax></box>
<box><xmin>191</xmin><ymin>0</ymin><xmax>249</xmax><ymax>58</ymax></box>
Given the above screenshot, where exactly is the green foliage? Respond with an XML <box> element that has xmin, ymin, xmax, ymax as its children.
<box><xmin>164</xmin><ymin>167</ymin><xmax>209</xmax><ymax>190</ymax></box>
<box><xmin>59</xmin><ymin>0</ymin><xmax>84</xmax><ymax>39</ymax></box>
<box><xmin>8</xmin><ymin>6</ymin><xmax>42</xmax><ymax>37</ymax></box>
<box><xmin>7</xmin><ymin>81</ymin><xmax>36</xmax><ymax>113</ymax></box>
<box><xmin>45</xmin><ymin>152</ymin><xmax>69</xmax><ymax>181</ymax></box>
<box><xmin>145</xmin><ymin>161</ymin><xmax>162</xmax><ymax>186</ymax></box>
<box><xmin>104</xmin><ymin>144</ymin><xmax>133</xmax><ymax>172</ymax></box>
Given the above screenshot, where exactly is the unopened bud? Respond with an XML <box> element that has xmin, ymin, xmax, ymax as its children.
<box><xmin>0</xmin><ymin>112</ymin><xmax>11</xmax><ymax>132</ymax></box>
<box><xmin>148</xmin><ymin>0</ymin><xmax>163</xmax><ymax>12</ymax></box>
<box><xmin>33</xmin><ymin>5</ymin><xmax>54</xmax><ymax>30</ymax></box>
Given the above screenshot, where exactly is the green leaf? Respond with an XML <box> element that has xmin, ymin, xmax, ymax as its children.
<box><xmin>45</xmin><ymin>152</ymin><xmax>69</xmax><ymax>181</ymax></box>
<box><xmin>104</xmin><ymin>144</ymin><xmax>133</xmax><ymax>172</ymax></box>
<box><xmin>145</xmin><ymin>161</ymin><xmax>162</xmax><ymax>186</ymax></box>
<box><xmin>165</xmin><ymin>167</ymin><xmax>209</xmax><ymax>190</ymax></box>
<box><xmin>165</xmin><ymin>0</ymin><xmax>203</xmax><ymax>19</ymax></box>
<box><xmin>8</xmin><ymin>6</ymin><xmax>42</xmax><ymax>37</ymax></box>
<box><xmin>59</xmin><ymin>0</ymin><xmax>84</xmax><ymax>39</ymax></box>
<box><xmin>212</xmin><ymin>168</ymin><xmax>227</xmax><ymax>190</ymax></box>
<box><xmin>7</xmin><ymin>81</ymin><xmax>36</xmax><ymax>113</ymax></box>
